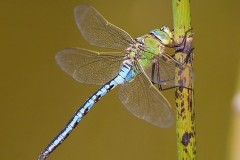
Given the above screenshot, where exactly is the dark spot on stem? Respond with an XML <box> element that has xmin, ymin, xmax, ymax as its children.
<box><xmin>191</xmin><ymin>112</ymin><xmax>195</xmax><ymax>122</ymax></box>
<box><xmin>178</xmin><ymin>86</ymin><xmax>183</xmax><ymax>92</ymax></box>
<box><xmin>175</xmin><ymin>102</ymin><xmax>179</xmax><ymax>108</ymax></box>
<box><xmin>175</xmin><ymin>90</ymin><xmax>179</xmax><ymax>98</ymax></box>
<box><xmin>181</xmin><ymin>108</ymin><xmax>185</xmax><ymax>114</ymax></box>
<box><xmin>181</xmin><ymin>101</ymin><xmax>184</xmax><ymax>107</ymax></box>
<box><xmin>178</xmin><ymin>70</ymin><xmax>183</xmax><ymax>76</ymax></box>
<box><xmin>181</xmin><ymin>132</ymin><xmax>191</xmax><ymax>146</ymax></box>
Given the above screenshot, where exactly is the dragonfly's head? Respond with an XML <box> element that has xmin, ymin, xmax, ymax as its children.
<box><xmin>150</xmin><ymin>26</ymin><xmax>173</xmax><ymax>46</ymax></box>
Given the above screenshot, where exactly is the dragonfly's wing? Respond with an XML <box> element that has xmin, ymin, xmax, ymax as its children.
<box><xmin>144</xmin><ymin>57</ymin><xmax>176</xmax><ymax>89</ymax></box>
<box><xmin>144</xmin><ymin>57</ymin><xmax>193</xmax><ymax>89</ymax></box>
<box><xmin>118</xmin><ymin>72</ymin><xmax>174</xmax><ymax>128</ymax></box>
<box><xmin>56</xmin><ymin>48</ymin><xmax>124</xmax><ymax>85</ymax></box>
<box><xmin>74</xmin><ymin>5</ymin><xmax>134</xmax><ymax>50</ymax></box>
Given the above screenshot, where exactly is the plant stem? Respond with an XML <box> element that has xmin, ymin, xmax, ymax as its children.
<box><xmin>172</xmin><ymin>0</ymin><xmax>196</xmax><ymax>159</ymax></box>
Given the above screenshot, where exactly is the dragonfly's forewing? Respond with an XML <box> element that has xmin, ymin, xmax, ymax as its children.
<box><xmin>118</xmin><ymin>72</ymin><xmax>174</xmax><ymax>128</ymax></box>
<box><xmin>56</xmin><ymin>48</ymin><xmax>124</xmax><ymax>85</ymax></box>
<box><xmin>74</xmin><ymin>5</ymin><xmax>134</xmax><ymax>50</ymax></box>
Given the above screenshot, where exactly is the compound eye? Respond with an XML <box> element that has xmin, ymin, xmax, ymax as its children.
<box><xmin>160</xmin><ymin>26</ymin><xmax>173</xmax><ymax>39</ymax></box>
<box><xmin>150</xmin><ymin>29</ymin><xmax>169</xmax><ymax>45</ymax></box>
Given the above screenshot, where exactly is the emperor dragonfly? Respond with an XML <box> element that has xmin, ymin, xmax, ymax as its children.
<box><xmin>38</xmin><ymin>5</ymin><xmax>187</xmax><ymax>160</ymax></box>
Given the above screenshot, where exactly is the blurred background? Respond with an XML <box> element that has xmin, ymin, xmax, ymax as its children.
<box><xmin>1</xmin><ymin>0</ymin><xmax>239</xmax><ymax>160</ymax></box>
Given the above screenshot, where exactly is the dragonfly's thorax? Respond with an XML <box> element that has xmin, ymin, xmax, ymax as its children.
<box><xmin>125</xmin><ymin>40</ymin><xmax>143</xmax><ymax>59</ymax></box>
<box><xmin>125</xmin><ymin>34</ymin><xmax>167</xmax><ymax>70</ymax></box>
<box><xmin>139</xmin><ymin>34</ymin><xmax>167</xmax><ymax>54</ymax></box>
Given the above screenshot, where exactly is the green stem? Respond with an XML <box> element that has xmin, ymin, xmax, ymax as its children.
<box><xmin>172</xmin><ymin>0</ymin><xmax>196</xmax><ymax>160</ymax></box>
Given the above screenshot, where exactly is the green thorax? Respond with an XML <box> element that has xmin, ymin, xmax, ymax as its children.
<box><xmin>127</xmin><ymin>27</ymin><xmax>173</xmax><ymax>72</ymax></box>
<box><xmin>128</xmin><ymin>34</ymin><xmax>165</xmax><ymax>69</ymax></box>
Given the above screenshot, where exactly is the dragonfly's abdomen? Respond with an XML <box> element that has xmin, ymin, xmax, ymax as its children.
<box><xmin>38</xmin><ymin>62</ymin><xmax>134</xmax><ymax>160</ymax></box>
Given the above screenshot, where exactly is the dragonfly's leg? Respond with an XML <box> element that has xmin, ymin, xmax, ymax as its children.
<box><xmin>184</xmin><ymin>47</ymin><xmax>194</xmax><ymax>63</ymax></box>
<box><xmin>156</xmin><ymin>62</ymin><xmax>163</xmax><ymax>90</ymax></box>
<box><xmin>159</xmin><ymin>85</ymin><xmax>193</xmax><ymax>91</ymax></box>
<box><xmin>171</xmin><ymin>47</ymin><xmax>194</xmax><ymax>65</ymax></box>
<box><xmin>176</xmin><ymin>28</ymin><xmax>193</xmax><ymax>48</ymax></box>
<box><xmin>162</xmin><ymin>52</ymin><xmax>183</xmax><ymax>65</ymax></box>
<box><xmin>159</xmin><ymin>50</ymin><xmax>194</xmax><ymax>91</ymax></box>
<box><xmin>174</xmin><ymin>32</ymin><xmax>194</xmax><ymax>53</ymax></box>
<box><xmin>150</xmin><ymin>61</ymin><xmax>164</xmax><ymax>90</ymax></box>
<box><xmin>151</xmin><ymin>62</ymin><xmax>156</xmax><ymax>83</ymax></box>
<box><xmin>161</xmin><ymin>47</ymin><xmax>194</xmax><ymax>67</ymax></box>
<box><xmin>165</xmin><ymin>28</ymin><xmax>193</xmax><ymax>49</ymax></box>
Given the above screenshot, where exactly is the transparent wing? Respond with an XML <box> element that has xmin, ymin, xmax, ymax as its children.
<box><xmin>74</xmin><ymin>5</ymin><xmax>134</xmax><ymax>50</ymax></box>
<box><xmin>144</xmin><ymin>57</ymin><xmax>176</xmax><ymax>90</ymax></box>
<box><xmin>144</xmin><ymin>57</ymin><xmax>193</xmax><ymax>89</ymax></box>
<box><xmin>56</xmin><ymin>48</ymin><xmax>124</xmax><ymax>85</ymax></box>
<box><xmin>118</xmin><ymin>71</ymin><xmax>174</xmax><ymax>128</ymax></box>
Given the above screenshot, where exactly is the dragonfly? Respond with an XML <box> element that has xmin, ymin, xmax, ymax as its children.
<box><xmin>38</xmin><ymin>4</ymin><xmax>188</xmax><ymax>160</ymax></box>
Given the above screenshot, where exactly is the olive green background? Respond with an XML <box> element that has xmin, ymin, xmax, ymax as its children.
<box><xmin>1</xmin><ymin>0</ymin><xmax>239</xmax><ymax>160</ymax></box>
